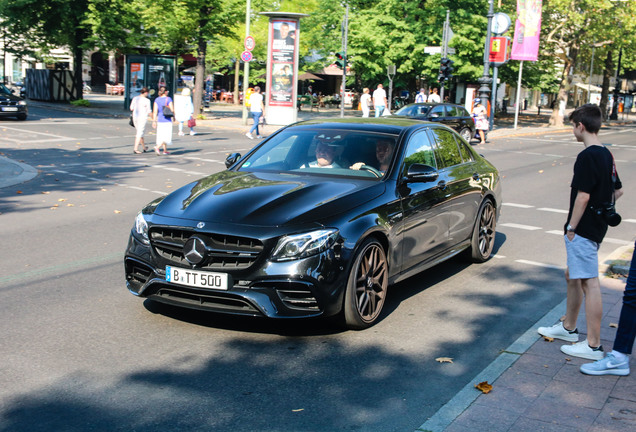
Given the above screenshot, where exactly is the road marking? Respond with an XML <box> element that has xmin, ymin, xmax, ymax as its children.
<box><xmin>500</xmin><ymin>223</ymin><xmax>542</xmax><ymax>230</ymax></box>
<box><xmin>537</xmin><ymin>207</ymin><xmax>568</xmax><ymax>214</ymax></box>
<box><xmin>503</xmin><ymin>203</ymin><xmax>534</xmax><ymax>208</ymax></box>
<box><xmin>515</xmin><ymin>259</ymin><xmax>564</xmax><ymax>270</ymax></box>
<box><xmin>603</xmin><ymin>238</ymin><xmax>632</xmax><ymax>246</ymax></box>
<box><xmin>624</xmin><ymin>219</ymin><xmax>636</xmax><ymax>224</ymax></box>
<box><xmin>546</xmin><ymin>230</ymin><xmax>564</xmax><ymax>236</ymax></box>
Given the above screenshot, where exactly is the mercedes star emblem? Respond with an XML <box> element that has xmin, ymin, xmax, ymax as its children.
<box><xmin>183</xmin><ymin>236</ymin><xmax>207</xmax><ymax>265</ymax></box>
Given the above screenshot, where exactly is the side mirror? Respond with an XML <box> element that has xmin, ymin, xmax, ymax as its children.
<box><xmin>225</xmin><ymin>152</ymin><xmax>242</xmax><ymax>168</ymax></box>
<box><xmin>405</xmin><ymin>163</ymin><xmax>439</xmax><ymax>182</ymax></box>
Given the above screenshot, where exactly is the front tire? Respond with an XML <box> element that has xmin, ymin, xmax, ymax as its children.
<box><xmin>469</xmin><ymin>200</ymin><xmax>496</xmax><ymax>262</ymax></box>
<box><xmin>343</xmin><ymin>238</ymin><xmax>388</xmax><ymax>329</ymax></box>
<box><xmin>460</xmin><ymin>128</ymin><xmax>472</xmax><ymax>143</ymax></box>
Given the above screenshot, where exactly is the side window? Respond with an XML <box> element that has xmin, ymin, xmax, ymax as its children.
<box><xmin>430</xmin><ymin>128</ymin><xmax>463</xmax><ymax>168</ymax></box>
<box><xmin>401</xmin><ymin>130</ymin><xmax>437</xmax><ymax>176</ymax></box>
<box><xmin>429</xmin><ymin>105</ymin><xmax>445</xmax><ymax>118</ymax></box>
<box><xmin>447</xmin><ymin>106</ymin><xmax>460</xmax><ymax>117</ymax></box>
<box><xmin>456</xmin><ymin>137</ymin><xmax>474</xmax><ymax>162</ymax></box>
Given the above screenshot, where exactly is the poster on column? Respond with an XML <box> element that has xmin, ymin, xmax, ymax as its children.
<box><xmin>510</xmin><ymin>0</ymin><xmax>542</xmax><ymax>61</ymax></box>
<box><xmin>269</xmin><ymin>20</ymin><xmax>297</xmax><ymax>106</ymax></box>
<box><xmin>130</xmin><ymin>63</ymin><xmax>144</xmax><ymax>98</ymax></box>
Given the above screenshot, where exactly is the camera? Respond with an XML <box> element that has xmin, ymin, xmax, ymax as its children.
<box><xmin>591</xmin><ymin>203</ymin><xmax>622</xmax><ymax>227</ymax></box>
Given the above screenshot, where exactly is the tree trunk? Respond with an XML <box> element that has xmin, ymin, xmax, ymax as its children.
<box><xmin>549</xmin><ymin>47</ymin><xmax>578</xmax><ymax>127</ymax></box>
<box><xmin>233</xmin><ymin>57</ymin><xmax>240</xmax><ymax>105</ymax></box>
<box><xmin>193</xmin><ymin>35</ymin><xmax>206</xmax><ymax>115</ymax></box>
<box><xmin>599</xmin><ymin>50</ymin><xmax>612</xmax><ymax>121</ymax></box>
<box><xmin>72</xmin><ymin>45</ymin><xmax>83</xmax><ymax>101</ymax></box>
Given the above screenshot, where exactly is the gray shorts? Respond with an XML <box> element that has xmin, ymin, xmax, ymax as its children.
<box><xmin>564</xmin><ymin>234</ymin><xmax>599</xmax><ymax>279</ymax></box>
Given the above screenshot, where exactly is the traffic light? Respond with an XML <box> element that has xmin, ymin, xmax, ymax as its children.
<box><xmin>335</xmin><ymin>51</ymin><xmax>346</xmax><ymax>69</ymax></box>
<box><xmin>439</xmin><ymin>58</ymin><xmax>454</xmax><ymax>82</ymax></box>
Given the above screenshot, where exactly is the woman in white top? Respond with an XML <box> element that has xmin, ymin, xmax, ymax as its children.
<box><xmin>360</xmin><ymin>88</ymin><xmax>371</xmax><ymax>118</ymax></box>
<box><xmin>174</xmin><ymin>87</ymin><xmax>195</xmax><ymax>136</ymax></box>
<box><xmin>129</xmin><ymin>87</ymin><xmax>151</xmax><ymax>153</ymax></box>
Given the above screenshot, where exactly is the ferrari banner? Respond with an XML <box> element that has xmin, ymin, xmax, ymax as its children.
<box><xmin>510</xmin><ymin>0</ymin><xmax>542</xmax><ymax>61</ymax></box>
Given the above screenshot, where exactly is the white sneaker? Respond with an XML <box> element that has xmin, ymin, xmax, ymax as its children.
<box><xmin>561</xmin><ymin>339</ymin><xmax>604</xmax><ymax>360</ymax></box>
<box><xmin>580</xmin><ymin>353</ymin><xmax>630</xmax><ymax>376</ymax></box>
<box><xmin>178</xmin><ymin>131</ymin><xmax>185</xmax><ymax>136</ymax></box>
<box><xmin>537</xmin><ymin>321</ymin><xmax>579</xmax><ymax>342</ymax></box>
<box><xmin>256</xmin><ymin>135</ymin><xmax>263</xmax><ymax>139</ymax></box>
<box><xmin>246</xmin><ymin>133</ymin><xmax>254</xmax><ymax>139</ymax></box>
<box><xmin>190</xmin><ymin>130</ymin><xmax>196</xmax><ymax>136</ymax></box>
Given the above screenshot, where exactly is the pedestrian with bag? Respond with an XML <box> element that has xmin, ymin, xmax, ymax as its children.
<box><xmin>174</xmin><ymin>87</ymin><xmax>196</xmax><ymax>136</ymax></box>
<box><xmin>129</xmin><ymin>87</ymin><xmax>151</xmax><ymax>154</ymax></box>
<box><xmin>538</xmin><ymin>104</ymin><xmax>623</xmax><ymax>360</ymax></box>
<box><xmin>415</xmin><ymin>88</ymin><xmax>427</xmax><ymax>103</ymax></box>
<box><xmin>152</xmin><ymin>86</ymin><xmax>175</xmax><ymax>155</ymax></box>
<box><xmin>472</xmin><ymin>98</ymin><xmax>488</xmax><ymax>144</ymax></box>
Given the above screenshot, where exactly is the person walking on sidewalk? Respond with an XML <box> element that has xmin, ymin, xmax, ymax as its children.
<box><xmin>246</xmin><ymin>86</ymin><xmax>264</xmax><ymax>139</ymax></box>
<box><xmin>174</xmin><ymin>87</ymin><xmax>196</xmax><ymax>136</ymax></box>
<box><xmin>581</xmin><ymin>243</ymin><xmax>636</xmax><ymax>376</ymax></box>
<box><xmin>373</xmin><ymin>84</ymin><xmax>387</xmax><ymax>117</ymax></box>
<box><xmin>538</xmin><ymin>104</ymin><xmax>623</xmax><ymax>360</ymax></box>
<box><xmin>130</xmin><ymin>87</ymin><xmax>151</xmax><ymax>153</ymax></box>
<box><xmin>152</xmin><ymin>86</ymin><xmax>175</xmax><ymax>155</ymax></box>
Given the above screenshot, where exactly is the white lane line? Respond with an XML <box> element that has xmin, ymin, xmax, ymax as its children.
<box><xmin>515</xmin><ymin>260</ymin><xmax>563</xmax><ymax>270</ymax></box>
<box><xmin>537</xmin><ymin>207</ymin><xmax>568</xmax><ymax>214</ymax></box>
<box><xmin>492</xmin><ymin>254</ymin><xmax>506</xmax><ymax>259</ymax></box>
<box><xmin>546</xmin><ymin>230</ymin><xmax>564</xmax><ymax>236</ymax></box>
<box><xmin>624</xmin><ymin>219</ymin><xmax>636</xmax><ymax>224</ymax></box>
<box><xmin>503</xmin><ymin>203</ymin><xmax>534</xmax><ymax>208</ymax></box>
<box><xmin>603</xmin><ymin>238</ymin><xmax>632</xmax><ymax>246</ymax></box>
<box><xmin>500</xmin><ymin>223</ymin><xmax>542</xmax><ymax>230</ymax></box>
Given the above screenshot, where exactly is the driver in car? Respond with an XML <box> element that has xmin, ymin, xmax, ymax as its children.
<box><xmin>350</xmin><ymin>138</ymin><xmax>395</xmax><ymax>175</ymax></box>
<box><xmin>301</xmin><ymin>140</ymin><xmax>342</xmax><ymax>169</ymax></box>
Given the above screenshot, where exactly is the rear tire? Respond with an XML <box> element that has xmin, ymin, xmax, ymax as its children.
<box><xmin>343</xmin><ymin>238</ymin><xmax>388</xmax><ymax>329</ymax></box>
<box><xmin>469</xmin><ymin>200</ymin><xmax>496</xmax><ymax>262</ymax></box>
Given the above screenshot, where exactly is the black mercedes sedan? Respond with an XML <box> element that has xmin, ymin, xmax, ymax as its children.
<box><xmin>0</xmin><ymin>83</ymin><xmax>27</xmax><ymax>120</ymax></box>
<box><xmin>125</xmin><ymin>118</ymin><xmax>501</xmax><ymax>329</ymax></box>
<box><xmin>394</xmin><ymin>103</ymin><xmax>475</xmax><ymax>143</ymax></box>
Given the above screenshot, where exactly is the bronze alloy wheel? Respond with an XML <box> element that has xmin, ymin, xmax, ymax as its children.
<box><xmin>344</xmin><ymin>238</ymin><xmax>388</xmax><ymax>329</ymax></box>
<box><xmin>471</xmin><ymin>200</ymin><xmax>496</xmax><ymax>262</ymax></box>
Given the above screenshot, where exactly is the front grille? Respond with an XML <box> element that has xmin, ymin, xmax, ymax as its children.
<box><xmin>254</xmin><ymin>280</ymin><xmax>320</xmax><ymax>311</ymax></box>
<box><xmin>150</xmin><ymin>227</ymin><xmax>264</xmax><ymax>271</ymax></box>
<box><xmin>0</xmin><ymin>100</ymin><xmax>18</xmax><ymax>106</ymax></box>
<box><xmin>125</xmin><ymin>258</ymin><xmax>153</xmax><ymax>291</ymax></box>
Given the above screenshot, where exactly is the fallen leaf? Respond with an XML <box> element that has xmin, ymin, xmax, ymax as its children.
<box><xmin>114</xmin><ymin>210</ymin><xmax>122</xmax><ymax>214</ymax></box>
<box><xmin>16</xmin><ymin>191</ymin><xmax>22</xmax><ymax>194</ymax></box>
<box><xmin>538</xmin><ymin>170</ymin><xmax>544</xmax><ymax>174</ymax></box>
<box><xmin>101</xmin><ymin>188</ymin><xmax>108</xmax><ymax>192</ymax></box>
<box><xmin>91</xmin><ymin>170</ymin><xmax>98</xmax><ymax>174</ymax></box>
<box><xmin>292</xmin><ymin>409</ymin><xmax>304</xmax><ymax>412</ymax></box>
<box><xmin>58</xmin><ymin>198</ymin><xmax>67</xmax><ymax>202</ymax></box>
<box><xmin>609</xmin><ymin>323</ymin><xmax>618</xmax><ymax>328</ymax></box>
<box><xmin>436</xmin><ymin>357</ymin><xmax>454</xmax><ymax>363</ymax></box>
<box><xmin>475</xmin><ymin>381</ymin><xmax>493</xmax><ymax>394</ymax></box>
<box><xmin>42</xmin><ymin>191</ymin><xmax>50</xmax><ymax>194</ymax></box>
<box><xmin>542</xmin><ymin>336</ymin><xmax>554</xmax><ymax>342</ymax></box>
<box><xmin>67</xmin><ymin>204</ymin><xmax>74</xmax><ymax>207</ymax></box>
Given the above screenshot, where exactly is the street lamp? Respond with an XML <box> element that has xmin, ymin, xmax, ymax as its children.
<box><xmin>478</xmin><ymin>0</ymin><xmax>495</xmax><ymax>111</ymax></box>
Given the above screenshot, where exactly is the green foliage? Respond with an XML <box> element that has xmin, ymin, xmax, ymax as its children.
<box><xmin>70</xmin><ymin>99</ymin><xmax>91</xmax><ymax>107</ymax></box>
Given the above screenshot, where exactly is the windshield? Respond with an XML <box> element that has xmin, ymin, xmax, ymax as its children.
<box><xmin>237</xmin><ymin>128</ymin><xmax>398</xmax><ymax>179</ymax></box>
<box><xmin>395</xmin><ymin>105</ymin><xmax>430</xmax><ymax>116</ymax></box>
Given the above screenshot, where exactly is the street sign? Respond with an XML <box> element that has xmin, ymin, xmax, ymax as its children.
<box><xmin>424</xmin><ymin>46</ymin><xmax>455</xmax><ymax>55</ymax></box>
<box><xmin>241</xmin><ymin>51</ymin><xmax>253</xmax><ymax>62</ymax></box>
<box><xmin>489</xmin><ymin>37</ymin><xmax>511</xmax><ymax>66</ymax></box>
<box><xmin>244</xmin><ymin>36</ymin><xmax>255</xmax><ymax>51</ymax></box>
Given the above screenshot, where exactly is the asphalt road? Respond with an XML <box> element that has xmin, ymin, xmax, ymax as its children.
<box><xmin>1</xmin><ymin>106</ymin><xmax>634</xmax><ymax>431</ymax></box>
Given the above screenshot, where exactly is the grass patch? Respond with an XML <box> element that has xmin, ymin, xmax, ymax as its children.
<box><xmin>70</xmin><ymin>99</ymin><xmax>91</xmax><ymax>107</ymax></box>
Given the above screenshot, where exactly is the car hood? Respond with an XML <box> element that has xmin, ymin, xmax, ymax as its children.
<box><xmin>152</xmin><ymin>170</ymin><xmax>385</xmax><ymax>227</ymax></box>
<box><xmin>0</xmin><ymin>92</ymin><xmax>21</xmax><ymax>102</ymax></box>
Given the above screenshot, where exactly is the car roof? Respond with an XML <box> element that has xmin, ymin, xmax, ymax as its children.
<box><xmin>289</xmin><ymin>117</ymin><xmax>432</xmax><ymax>135</ymax></box>
<box><xmin>405</xmin><ymin>102</ymin><xmax>464</xmax><ymax>108</ymax></box>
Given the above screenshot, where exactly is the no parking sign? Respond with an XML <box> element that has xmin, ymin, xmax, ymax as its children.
<box><xmin>241</xmin><ymin>51</ymin><xmax>253</xmax><ymax>62</ymax></box>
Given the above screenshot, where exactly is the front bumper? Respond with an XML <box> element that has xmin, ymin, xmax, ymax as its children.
<box><xmin>124</xmin><ymin>234</ymin><xmax>348</xmax><ymax>320</ymax></box>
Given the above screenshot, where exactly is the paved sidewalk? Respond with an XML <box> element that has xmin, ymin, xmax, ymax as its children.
<box><xmin>2</xmin><ymin>93</ymin><xmax>636</xmax><ymax>431</ymax></box>
<box><xmin>420</xmin><ymin>247</ymin><xmax>635</xmax><ymax>431</ymax></box>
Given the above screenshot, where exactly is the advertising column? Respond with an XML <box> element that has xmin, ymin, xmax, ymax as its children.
<box><xmin>261</xmin><ymin>12</ymin><xmax>308</xmax><ymax>126</ymax></box>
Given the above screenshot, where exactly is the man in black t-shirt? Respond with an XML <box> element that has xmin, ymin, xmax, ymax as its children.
<box><xmin>538</xmin><ymin>104</ymin><xmax>623</xmax><ymax>360</ymax></box>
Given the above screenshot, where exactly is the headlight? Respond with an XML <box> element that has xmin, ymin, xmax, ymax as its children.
<box><xmin>134</xmin><ymin>212</ymin><xmax>149</xmax><ymax>244</ymax></box>
<box><xmin>271</xmin><ymin>229</ymin><xmax>339</xmax><ymax>261</ymax></box>
<box><xmin>18</xmin><ymin>100</ymin><xmax>27</xmax><ymax>106</ymax></box>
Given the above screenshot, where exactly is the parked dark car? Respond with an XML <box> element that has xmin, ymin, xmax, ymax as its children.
<box><xmin>394</xmin><ymin>103</ymin><xmax>475</xmax><ymax>143</ymax></box>
<box><xmin>0</xmin><ymin>83</ymin><xmax>27</xmax><ymax>120</ymax></box>
<box><xmin>125</xmin><ymin>118</ymin><xmax>501</xmax><ymax>329</ymax></box>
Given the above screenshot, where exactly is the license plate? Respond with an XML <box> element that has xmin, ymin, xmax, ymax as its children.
<box><xmin>165</xmin><ymin>266</ymin><xmax>229</xmax><ymax>290</ymax></box>
<box><xmin>2</xmin><ymin>107</ymin><xmax>18</xmax><ymax>112</ymax></box>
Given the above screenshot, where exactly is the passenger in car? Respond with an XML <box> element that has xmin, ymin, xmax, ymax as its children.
<box><xmin>350</xmin><ymin>138</ymin><xmax>395</xmax><ymax>174</ymax></box>
<box><xmin>301</xmin><ymin>141</ymin><xmax>342</xmax><ymax>168</ymax></box>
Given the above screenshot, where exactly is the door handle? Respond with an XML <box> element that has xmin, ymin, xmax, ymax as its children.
<box><xmin>472</xmin><ymin>173</ymin><xmax>480</xmax><ymax>181</ymax></box>
<box><xmin>437</xmin><ymin>180</ymin><xmax>447</xmax><ymax>190</ymax></box>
